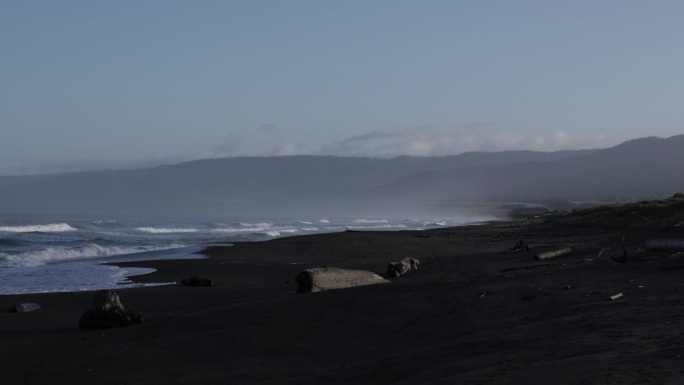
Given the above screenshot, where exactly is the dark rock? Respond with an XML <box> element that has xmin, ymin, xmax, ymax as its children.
<box><xmin>509</xmin><ymin>239</ymin><xmax>531</xmax><ymax>252</ymax></box>
<box><xmin>180</xmin><ymin>275</ymin><xmax>213</xmax><ymax>287</ymax></box>
<box><xmin>387</xmin><ymin>258</ymin><xmax>420</xmax><ymax>278</ymax></box>
<box><xmin>78</xmin><ymin>290</ymin><xmax>142</xmax><ymax>330</ymax></box>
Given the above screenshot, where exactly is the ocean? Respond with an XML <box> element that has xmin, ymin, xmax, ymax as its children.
<box><xmin>0</xmin><ymin>215</ymin><xmax>469</xmax><ymax>295</ymax></box>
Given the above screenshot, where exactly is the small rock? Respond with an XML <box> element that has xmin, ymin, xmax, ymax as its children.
<box><xmin>180</xmin><ymin>275</ymin><xmax>213</xmax><ymax>287</ymax></box>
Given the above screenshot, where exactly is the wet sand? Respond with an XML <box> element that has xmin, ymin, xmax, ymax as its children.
<box><xmin>1</xmin><ymin>219</ymin><xmax>683</xmax><ymax>384</ymax></box>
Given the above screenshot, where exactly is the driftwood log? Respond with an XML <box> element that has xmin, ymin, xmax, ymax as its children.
<box><xmin>78</xmin><ymin>290</ymin><xmax>142</xmax><ymax>329</ymax></box>
<box><xmin>658</xmin><ymin>252</ymin><xmax>684</xmax><ymax>270</ymax></box>
<box><xmin>295</xmin><ymin>267</ymin><xmax>389</xmax><ymax>293</ymax></box>
<box><xmin>535</xmin><ymin>248</ymin><xmax>572</xmax><ymax>261</ymax></box>
<box><xmin>644</xmin><ymin>239</ymin><xmax>684</xmax><ymax>252</ymax></box>
<box><xmin>387</xmin><ymin>258</ymin><xmax>420</xmax><ymax>278</ymax></box>
<box><xmin>14</xmin><ymin>302</ymin><xmax>41</xmax><ymax>313</ymax></box>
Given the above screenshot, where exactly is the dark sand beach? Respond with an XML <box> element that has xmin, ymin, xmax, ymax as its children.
<box><xmin>2</xmin><ymin>218</ymin><xmax>683</xmax><ymax>384</ymax></box>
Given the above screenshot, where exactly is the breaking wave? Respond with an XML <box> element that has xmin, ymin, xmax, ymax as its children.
<box><xmin>351</xmin><ymin>219</ymin><xmax>389</xmax><ymax>224</ymax></box>
<box><xmin>347</xmin><ymin>224</ymin><xmax>408</xmax><ymax>230</ymax></box>
<box><xmin>135</xmin><ymin>227</ymin><xmax>199</xmax><ymax>234</ymax></box>
<box><xmin>0</xmin><ymin>243</ymin><xmax>187</xmax><ymax>268</ymax></box>
<box><xmin>0</xmin><ymin>223</ymin><xmax>77</xmax><ymax>233</ymax></box>
<box><xmin>239</xmin><ymin>222</ymin><xmax>273</xmax><ymax>228</ymax></box>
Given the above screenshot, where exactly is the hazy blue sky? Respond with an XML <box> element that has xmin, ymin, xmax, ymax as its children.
<box><xmin>1</xmin><ymin>1</ymin><xmax>683</xmax><ymax>175</ymax></box>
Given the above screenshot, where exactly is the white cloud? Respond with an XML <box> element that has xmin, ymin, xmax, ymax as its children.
<box><xmin>269</xmin><ymin>142</ymin><xmax>299</xmax><ymax>156</ymax></box>
<box><xmin>552</xmin><ymin>131</ymin><xmax>571</xmax><ymax>145</ymax></box>
<box><xmin>316</xmin><ymin>125</ymin><xmax>618</xmax><ymax>158</ymax></box>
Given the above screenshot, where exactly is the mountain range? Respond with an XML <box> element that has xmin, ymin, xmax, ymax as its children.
<box><xmin>1</xmin><ymin>136</ymin><xmax>682</xmax><ymax>219</ymax></box>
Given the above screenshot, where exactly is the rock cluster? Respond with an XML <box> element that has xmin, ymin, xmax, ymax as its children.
<box><xmin>387</xmin><ymin>258</ymin><xmax>420</xmax><ymax>278</ymax></box>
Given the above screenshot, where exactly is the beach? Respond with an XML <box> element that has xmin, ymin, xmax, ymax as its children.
<box><xmin>2</xmin><ymin>218</ymin><xmax>683</xmax><ymax>384</ymax></box>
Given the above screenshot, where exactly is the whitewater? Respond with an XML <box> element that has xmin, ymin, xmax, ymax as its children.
<box><xmin>0</xmin><ymin>215</ymin><xmax>471</xmax><ymax>295</ymax></box>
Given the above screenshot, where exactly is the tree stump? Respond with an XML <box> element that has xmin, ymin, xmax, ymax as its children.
<box><xmin>78</xmin><ymin>290</ymin><xmax>142</xmax><ymax>329</ymax></box>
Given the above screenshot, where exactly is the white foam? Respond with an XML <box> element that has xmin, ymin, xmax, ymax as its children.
<box><xmin>424</xmin><ymin>221</ymin><xmax>447</xmax><ymax>226</ymax></box>
<box><xmin>0</xmin><ymin>262</ymin><xmax>173</xmax><ymax>295</ymax></box>
<box><xmin>0</xmin><ymin>223</ymin><xmax>77</xmax><ymax>233</ymax></box>
<box><xmin>211</xmin><ymin>226</ymin><xmax>271</xmax><ymax>233</ymax></box>
<box><xmin>0</xmin><ymin>243</ymin><xmax>187</xmax><ymax>268</ymax></box>
<box><xmin>265</xmin><ymin>230</ymin><xmax>281</xmax><ymax>237</ymax></box>
<box><xmin>239</xmin><ymin>222</ymin><xmax>273</xmax><ymax>228</ymax></box>
<box><xmin>91</xmin><ymin>220</ymin><xmax>117</xmax><ymax>226</ymax></box>
<box><xmin>134</xmin><ymin>227</ymin><xmax>198</xmax><ymax>234</ymax></box>
<box><xmin>319</xmin><ymin>219</ymin><xmax>330</xmax><ymax>224</ymax></box>
<box><xmin>347</xmin><ymin>224</ymin><xmax>408</xmax><ymax>230</ymax></box>
<box><xmin>351</xmin><ymin>219</ymin><xmax>389</xmax><ymax>224</ymax></box>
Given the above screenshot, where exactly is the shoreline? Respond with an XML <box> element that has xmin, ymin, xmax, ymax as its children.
<box><xmin>2</xmin><ymin>218</ymin><xmax>683</xmax><ymax>384</ymax></box>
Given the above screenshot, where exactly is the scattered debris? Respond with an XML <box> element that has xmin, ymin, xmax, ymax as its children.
<box><xmin>479</xmin><ymin>291</ymin><xmax>488</xmax><ymax>298</ymax></box>
<box><xmin>387</xmin><ymin>257</ymin><xmax>420</xmax><ymax>278</ymax></box>
<box><xmin>535</xmin><ymin>248</ymin><xmax>572</xmax><ymax>261</ymax></box>
<box><xmin>610</xmin><ymin>293</ymin><xmax>623</xmax><ymax>301</ymax></box>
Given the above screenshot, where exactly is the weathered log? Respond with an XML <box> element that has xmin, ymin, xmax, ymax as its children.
<box><xmin>535</xmin><ymin>248</ymin><xmax>572</xmax><ymax>261</ymax></box>
<box><xmin>610</xmin><ymin>293</ymin><xmax>623</xmax><ymax>301</ymax></box>
<box><xmin>295</xmin><ymin>267</ymin><xmax>389</xmax><ymax>293</ymax></box>
<box><xmin>658</xmin><ymin>252</ymin><xmax>684</xmax><ymax>270</ymax></box>
<box><xmin>79</xmin><ymin>290</ymin><xmax>142</xmax><ymax>329</ymax></box>
<box><xmin>387</xmin><ymin>258</ymin><xmax>420</xmax><ymax>278</ymax></box>
<box><xmin>180</xmin><ymin>275</ymin><xmax>213</xmax><ymax>287</ymax></box>
<box><xmin>14</xmin><ymin>302</ymin><xmax>41</xmax><ymax>313</ymax></box>
<box><xmin>644</xmin><ymin>239</ymin><xmax>684</xmax><ymax>252</ymax></box>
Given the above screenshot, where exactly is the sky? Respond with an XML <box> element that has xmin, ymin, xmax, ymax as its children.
<box><xmin>1</xmin><ymin>1</ymin><xmax>683</xmax><ymax>175</ymax></box>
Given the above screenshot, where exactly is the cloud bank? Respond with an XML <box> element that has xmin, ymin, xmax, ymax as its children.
<box><xmin>318</xmin><ymin>126</ymin><xmax>614</xmax><ymax>157</ymax></box>
<box><xmin>0</xmin><ymin>124</ymin><xmax>620</xmax><ymax>175</ymax></box>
